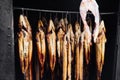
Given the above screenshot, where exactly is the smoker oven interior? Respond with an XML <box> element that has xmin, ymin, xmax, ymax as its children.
<box><xmin>13</xmin><ymin>0</ymin><xmax>119</xmax><ymax>80</ymax></box>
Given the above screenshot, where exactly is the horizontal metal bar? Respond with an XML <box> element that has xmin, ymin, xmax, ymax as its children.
<box><xmin>13</xmin><ymin>7</ymin><xmax>118</xmax><ymax>15</ymax></box>
<box><xmin>13</xmin><ymin>7</ymin><xmax>76</xmax><ymax>14</ymax></box>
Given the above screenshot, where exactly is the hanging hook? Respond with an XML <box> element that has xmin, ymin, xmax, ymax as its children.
<box><xmin>99</xmin><ymin>14</ymin><xmax>101</xmax><ymax>23</ymax></box>
<box><xmin>80</xmin><ymin>16</ymin><xmax>82</xmax><ymax>28</ymax></box>
<box><xmin>55</xmin><ymin>12</ymin><xmax>57</xmax><ymax>18</ymax></box>
<box><xmin>22</xmin><ymin>8</ymin><xmax>24</xmax><ymax>15</ymax></box>
<box><xmin>44</xmin><ymin>12</ymin><xmax>46</xmax><ymax>17</ymax></box>
<box><xmin>65</xmin><ymin>11</ymin><xmax>68</xmax><ymax>32</ymax></box>
<box><xmin>39</xmin><ymin>12</ymin><xmax>41</xmax><ymax>20</ymax></box>
<box><xmin>69</xmin><ymin>13</ymin><xmax>71</xmax><ymax>23</ymax></box>
<box><xmin>25</xmin><ymin>10</ymin><xmax>28</xmax><ymax>17</ymax></box>
<box><xmin>77</xmin><ymin>13</ymin><xmax>78</xmax><ymax>22</ymax></box>
<box><xmin>50</xmin><ymin>12</ymin><xmax>52</xmax><ymax>19</ymax></box>
<box><xmin>66</xmin><ymin>11</ymin><xmax>68</xmax><ymax>19</ymax></box>
<box><xmin>62</xmin><ymin>12</ymin><xmax>63</xmax><ymax>19</ymax></box>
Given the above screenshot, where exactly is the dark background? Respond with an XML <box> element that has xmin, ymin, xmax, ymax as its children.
<box><xmin>13</xmin><ymin>0</ymin><xmax>119</xmax><ymax>12</ymax></box>
<box><xmin>13</xmin><ymin>0</ymin><xmax>119</xmax><ymax>80</ymax></box>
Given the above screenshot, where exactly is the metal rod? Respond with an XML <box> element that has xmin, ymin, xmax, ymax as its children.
<box><xmin>14</xmin><ymin>7</ymin><xmax>118</xmax><ymax>15</ymax></box>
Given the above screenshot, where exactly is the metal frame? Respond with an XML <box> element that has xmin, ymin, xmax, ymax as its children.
<box><xmin>14</xmin><ymin>7</ymin><xmax>117</xmax><ymax>15</ymax></box>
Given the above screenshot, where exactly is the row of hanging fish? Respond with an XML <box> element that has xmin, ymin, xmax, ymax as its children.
<box><xmin>17</xmin><ymin>14</ymin><xmax>107</xmax><ymax>80</ymax></box>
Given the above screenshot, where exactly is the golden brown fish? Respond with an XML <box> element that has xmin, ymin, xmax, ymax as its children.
<box><xmin>36</xmin><ymin>20</ymin><xmax>46</xmax><ymax>79</ymax></box>
<box><xmin>47</xmin><ymin>19</ymin><xmax>56</xmax><ymax>73</ymax></box>
<box><xmin>95</xmin><ymin>20</ymin><xmax>107</xmax><ymax>80</ymax></box>
<box><xmin>18</xmin><ymin>14</ymin><xmax>33</xmax><ymax>80</ymax></box>
<box><xmin>62</xmin><ymin>34</ymin><xmax>68</xmax><ymax>80</ymax></box>
<box><xmin>74</xmin><ymin>22</ymin><xmax>83</xmax><ymax>80</ymax></box>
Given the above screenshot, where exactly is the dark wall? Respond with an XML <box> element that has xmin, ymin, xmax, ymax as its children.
<box><xmin>115</xmin><ymin>0</ymin><xmax>120</xmax><ymax>80</ymax></box>
<box><xmin>0</xmin><ymin>0</ymin><xmax>14</xmax><ymax>80</ymax></box>
<box><xmin>13</xmin><ymin>0</ymin><xmax>119</xmax><ymax>12</ymax></box>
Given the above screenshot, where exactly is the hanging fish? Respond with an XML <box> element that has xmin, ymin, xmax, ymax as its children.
<box><xmin>74</xmin><ymin>22</ymin><xmax>84</xmax><ymax>80</ymax></box>
<box><xmin>95</xmin><ymin>20</ymin><xmax>107</xmax><ymax>80</ymax></box>
<box><xmin>62</xmin><ymin>34</ymin><xmax>68</xmax><ymax>80</ymax></box>
<box><xmin>18</xmin><ymin>14</ymin><xmax>33</xmax><ymax>80</ymax></box>
<box><xmin>46</xmin><ymin>19</ymin><xmax>56</xmax><ymax>80</ymax></box>
<box><xmin>36</xmin><ymin>20</ymin><xmax>46</xmax><ymax>79</ymax></box>
<box><xmin>67</xmin><ymin>24</ymin><xmax>74</xmax><ymax>80</ymax></box>
<box><xmin>57</xmin><ymin>19</ymin><xmax>66</xmax><ymax>58</ymax></box>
